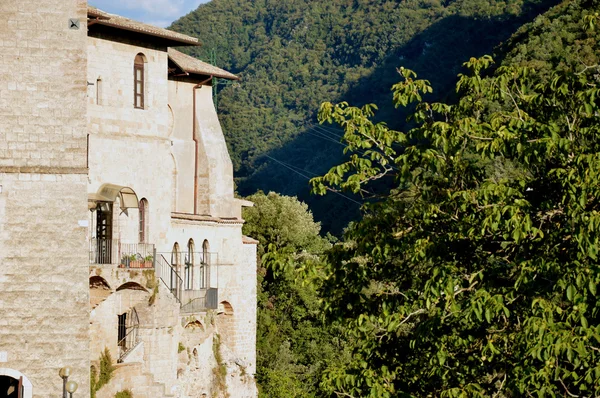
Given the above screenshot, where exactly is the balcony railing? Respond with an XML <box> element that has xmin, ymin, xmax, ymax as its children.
<box><xmin>156</xmin><ymin>253</ymin><xmax>183</xmax><ymax>303</ymax></box>
<box><xmin>156</xmin><ymin>251</ymin><xmax>219</xmax><ymax>312</ymax></box>
<box><xmin>89</xmin><ymin>239</ymin><xmax>155</xmax><ymax>268</ymax></box>
<box><xmin>180</xmin><ymin>288</ymin><xmax>218</xmax><ymax>313</ymax></box>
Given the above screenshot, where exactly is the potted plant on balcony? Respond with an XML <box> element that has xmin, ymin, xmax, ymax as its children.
<box><xmin>142</xmin><ymin>255</ymin><xmax>153</xmax><ymax>268</ymax></box>
<box><xmin>129</xmin><ymin>254</ymin><xmax>143</xmax><ymax>268</ymax></box>
<box><xmin>120</xmin><ymin>254</ymin><xmax>139</xmax><ymax>268</ymax></box>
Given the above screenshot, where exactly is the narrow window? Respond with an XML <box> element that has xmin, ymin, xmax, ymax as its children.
<box><xmin>185</xmin><ymin>240</ymin><xmax>194</xmax><ymax>290</ymax></box>
<box><xmin>171</xmin><ymin>243</ymin><xmax>181</xmax><ymax>295</ymax></box>
<box><xmin>201</xmin><ymin>240</ymin><xmax>210</xmax><ymax>289</ymax></box>
<box><xmin>96</xmin><ymin>77</ymin><xmax>102</xmax><ymax>105</ymax></box>
<box><xmin>138</xmin><ymin>198</ymin><xmax>148</xmax><ymax>243</ymax></box>
<box><xmin>202</xmin><ymin>240</ymin><xmax>209</xmax><ymax>265</ymax></box>
<box><xmin>134</xmin><ymin>54</ymin><xmax>145</xmax><ymax>109</ymax></box>
<box><xmin>118</xmin><ymin>313</ymin><xmax>127</xmax><ymax>348</ymax></box>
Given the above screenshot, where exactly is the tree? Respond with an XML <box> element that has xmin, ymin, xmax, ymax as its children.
<box><xmin>310</xmin><ymin>16</ymin><xmax>600</xmax><ymax>397</ymax></box>
<box><xmin>243</xmin><ymin>191</ymin><xmax>329</xmax><ymax>256</ymax></box>
<box><xmin>242</xmin><ymin>192</ymin><xmax>341</xmax><ymax>398</ymax></box>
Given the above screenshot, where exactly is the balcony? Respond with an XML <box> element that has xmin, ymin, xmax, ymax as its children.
<box><xmin>89</xmin><ymin>238</ymin><xmax>155</xmax><ymax>268</ymax></box>
<box><xmin>155</xmin><ymin>252</ymin><xmax>219</xmax><ymax>312</ymax></box>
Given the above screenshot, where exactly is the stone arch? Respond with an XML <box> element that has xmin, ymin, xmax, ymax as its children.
<box><xmin>116</xmin><ymin>282</ymin><xmax>148</xmax><ymax>292</ymax></box>
<box><xmin>218</xmin><ymin>301</ymin><xmax>233</xmax><ymax>315</ymax></box>
<box><xmin>90</xmin><ymin>276</ymin><xmax>112</xmax><ymax>308</ymax></box>
<box><xmin>89</xmin><ymin>276</ymin><xmax>111</xmax><ymax>290</ymax></box>
<box><xmin>184</xmin><ymin>320</ymin><xmax>204</xmax><ymax>331</ymax></box>
<box><xmin>0</xmin><ymin>368</ymin><xmax>33</xmax><ymax>398</ymax></box>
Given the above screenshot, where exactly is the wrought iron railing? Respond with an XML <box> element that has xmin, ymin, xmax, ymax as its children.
<box><xmin>89</xmin><ymin>239</ymin><xmax>155</xmax><ymax>268</ymax></box>
<box><xmin>119</xmin><ymin>243</ymin><xmax>155</xmax><ymax>268</ymax></box>
<box><xmin>89</xmin><ymin>238</ymin><xmax>118</xmax><ymax>264</ymax></box>
<box><xmin>180</xmin><ymin>288</ymin><xmax>218</xmax><ymax>313</ymax></box>
<box><xmin>156</xmin><ymin>254</ymin><xmax>183</xmax><ymax>303</ymax></box>
<box><xmin>117</xmin><ymin>307</ymin><xmax>140</xmax><ymax>363</ymax></box>
<box><xmin>156</xmin><ymin>251</ymin><xmax>219</xmax><ymax>312</ymax></box>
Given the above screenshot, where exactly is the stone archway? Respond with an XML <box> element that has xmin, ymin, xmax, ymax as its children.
<box><xmin>0</xmin><ymin>368</ymin><xmax>32</xmax><ymax>398</ymax></box>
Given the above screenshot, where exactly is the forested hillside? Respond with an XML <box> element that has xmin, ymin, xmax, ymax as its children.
<box><xmin>170</xmin><ymin>0</ymin><xmax>559</xmax><ymax>234</ymax></box>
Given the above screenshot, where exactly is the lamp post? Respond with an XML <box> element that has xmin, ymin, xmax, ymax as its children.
<box><xmin>58</xmin><ymin>366</ymin><xmax>71</xmax><ymax>398</ymax></box>
<box><xmin>66</xmin><ymin>380</ymin><xmax>78</xmax><ymax>398</ymax></box>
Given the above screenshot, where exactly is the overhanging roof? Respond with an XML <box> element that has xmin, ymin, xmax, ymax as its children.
<box><xmin>168</xmin><ymin>49</ymin><xmax>239</xmax><ymax>80</ymax></box>
<box><xmin>88</xmin><ymin>6</ymin><xmax>200</xmax><ymax>46</ymax></box>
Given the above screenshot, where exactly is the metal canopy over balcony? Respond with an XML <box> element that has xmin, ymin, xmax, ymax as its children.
<box><xmin>88</xmin><ymin>184</ymin><xmax>139</xmax><ymax>211</ymax></box>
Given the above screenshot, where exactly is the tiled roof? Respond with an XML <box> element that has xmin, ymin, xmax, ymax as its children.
<box><xmin>168</xmin><ymin>49</ymin><xmax>239</xmax><ymax>80</ymax></box>
<box><xmin>88</xmin><ymin>6</ymin><xmax>200</xmax><ymax>46</ymax></box>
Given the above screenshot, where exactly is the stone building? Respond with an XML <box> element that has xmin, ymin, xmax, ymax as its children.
<box><xmin>0</xmin><ymin>2</ymin><xmax>257</xmax><ymax>397</ymax></box>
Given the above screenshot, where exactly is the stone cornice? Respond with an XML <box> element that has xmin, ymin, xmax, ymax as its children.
<box><xmin>171</xmin><ymin>212</ymin><xmax>245</xmax><ymax>225</ymax></box>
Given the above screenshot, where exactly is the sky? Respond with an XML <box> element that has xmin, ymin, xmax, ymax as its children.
<box><xmin>89</xmin><ymin>0</ymin><xmax>210</xmax><ymax>27</ymax></box>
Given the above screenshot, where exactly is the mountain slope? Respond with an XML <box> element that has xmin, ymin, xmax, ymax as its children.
<box><xmin>170</xmin><ymin>0</ymin><xmax>559</xmax><ymax>234</ymax></box>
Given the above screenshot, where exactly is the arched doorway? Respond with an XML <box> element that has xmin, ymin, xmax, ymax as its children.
<box><xmin>0</xmin><ymin>369</ymin><xmax>32</xmax><ymax>398</ymax></box>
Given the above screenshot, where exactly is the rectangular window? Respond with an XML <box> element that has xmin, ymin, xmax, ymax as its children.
<box><xmin>96</xmin><ymin>78</ymin><xmax>102</xmax><ymax>105</ymax></box>
<box><xmin>118</xmin><ymin>313</ymin><xmax>127</xmax><ymax>348</ymax></box>
<box><xmin>134</xmin><ymin>65</ymin><xmax>144</xmax><ymax>109</ymax></box>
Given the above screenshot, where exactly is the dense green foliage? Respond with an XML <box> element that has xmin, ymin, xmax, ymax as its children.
<box><xmin>309</xmin><ymin>6</ymin><xmax>600</xmax><ymax>395</ymax></box>
<box><xmin>170</xmin><ymin>0</ymin><xmax>559</xmax><ymax>234</ymax></box>
<box><xmin>243</xmin><ymin>191</ymin><xmax>330</xmax><ymax>255</ymax></box>
<box><xmin>243</xmin><ymin>192</ymin><xmax>343</xmax><ymax>397</ymax></box>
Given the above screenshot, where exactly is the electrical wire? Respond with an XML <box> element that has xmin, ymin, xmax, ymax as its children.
<box><xmin>263</xmin><ymin>155</ymin><xmax>363</xmax><ymax>206</ymax></box>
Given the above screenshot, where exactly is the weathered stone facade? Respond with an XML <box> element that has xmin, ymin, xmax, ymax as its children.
<box><xmin>0</xmin><ymin>0</ymin><xmax>91</xmax><ymax>396</ymax></box>
<box><xmin>1</xmin><ymin>2</ymin><xmax>257</xmax><ymax>397</ymax></box>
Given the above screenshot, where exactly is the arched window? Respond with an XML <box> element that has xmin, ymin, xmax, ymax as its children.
<box><xmin>138</xmin><ymin>198</ymin><xmax>148</xmax><ymax>243</ymax></box>
<box><xmin>202</xmin><ymin>240</ymin><xmax>209</xmax><ymax>265</ymax></box>
<box><xmin>171</xmin><ymin>243</ymin><xmax>181</xmax><ymax>294</ymax></box>
<box><xmin>134</xmin><ymin>53</ymin><xmax>146</xmax><ymax>109</ymax></box>
<box><xmin>185</xmin><ymin>239</ymin><xmax>194</xmax><ymax>290</ymax></box>
<box><xmin>200</xmin><ymin>240</ymin><xmax>210</xmax><ymax>289</ymax></box>
<box><xmin>171</xmin><ymin>243</ymin><xmax>180</xmax><ymax>267</ymax></box>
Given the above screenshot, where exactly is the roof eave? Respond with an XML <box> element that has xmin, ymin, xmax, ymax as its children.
<box><xmin>190</xmin><ymin>71</ymin><xmax>240</xmax><ymax>81</ymax></box>
<box><xmin>92</xmin><ymin>20</ymin><xmax>201</xmax><ymax>46</ymax></box>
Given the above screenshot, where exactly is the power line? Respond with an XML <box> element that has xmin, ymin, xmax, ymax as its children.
<box><xmin>263</xmin><ymin>155</ymin><xmax>363</xmax><ymax>206</ymax></box>
<box><xmin>307</xmin><ymin>124</ymin><xmax>400</xmax><ymax>172</ymax></box>
<box><xmin>264</xmin><ymin>154</ymin><xmax>319</xmax><ymax>177</ymax></box>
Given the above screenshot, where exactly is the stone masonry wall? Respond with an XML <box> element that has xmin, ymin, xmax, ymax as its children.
<box><xmin>0</xmin><ymin>0</ymin><xmax>90</xmax><ymax>395</ymax></box>
<box><xmin>87</xmin><ymin>36</ymin><xmax>174</xmax><ymax>249</ymax></box>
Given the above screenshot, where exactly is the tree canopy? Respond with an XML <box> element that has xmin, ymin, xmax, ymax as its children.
<box><xmin>242</xmin><ymin>192</ymin><xmax>340</xmax><ymax>397</ymax></box>
<box><xmin>310</xmin><ymin>9</ymin><xmax>600</xmax><ymax>397</ymax></box>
